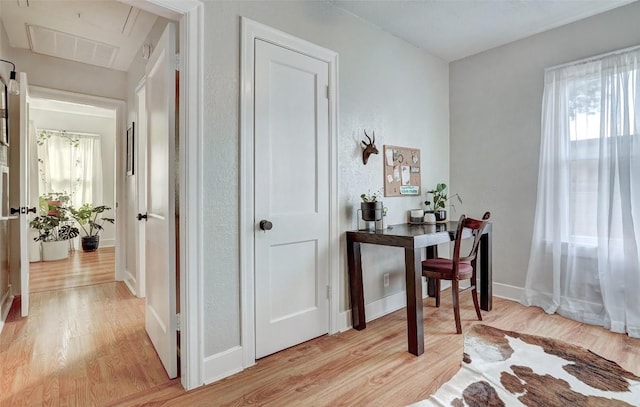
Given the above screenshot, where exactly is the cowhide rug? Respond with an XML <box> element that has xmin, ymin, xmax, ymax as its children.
<box><xmin>410</xmin><ymin>324</ymin><xmax>640</xmax><ymax>407</ymax></box>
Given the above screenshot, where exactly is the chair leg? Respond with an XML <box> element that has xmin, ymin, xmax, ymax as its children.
<box><xmin>452</xmin><ymin>280</ymin><xmax>461</xmax><ymax>334</ymax></box>
<box><xmin>435</xmin><ymin>279</ymin><xmax>441</xmax><ymax>308</ymax></box>
<box><xmin>471</xmin><ymin>284</ymin><xmax>482</xmax><ymax>321</ymax></box>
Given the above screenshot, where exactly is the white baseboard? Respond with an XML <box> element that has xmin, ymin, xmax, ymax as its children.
<box><xmin>0</xmin><ymin>289</ymin><xmax>13</xmax><ymax>335</ymax></box>
<box><xmin>203</xmin><ymin>346</ymin><xmax>245</xmax><ymax>385</ymax></box>
<box><xmin>338</xmin><ymin>279</ymin><xmax>433</xmax><ymax>332</ymax></box>
<box><xmin>100</xmin><ymin>238</ymin><xmax>115</xmax><ymax>248</ymax></box>
<box><xmin>337</xmin><ymin>281</ymin><xmax>523</xmax><ymax>332</ymax></box>
<box><xmin>202</xmin><ymin>282</ymin><xmax>527</xmax><ymax>386</ymax></box>
<box><xmin>493</xmin><ymin>283</ymin><xmax>523</xmax><ymax>302</ymax></box>
<box><xmin>123</xmin><ymin>269</ymin><xmax>137</xmax><ymax>297</ymax></box>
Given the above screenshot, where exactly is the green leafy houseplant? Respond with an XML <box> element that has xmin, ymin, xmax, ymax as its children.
<box><xmin>30</xmin><ymin>211</ymin><xmax>80</xmax><ymax>242</ymax></box>
<box><xmin>30</xmin><ymin>202</ymin><xmax>80</xmax><ymax>261</ymax></box>
<box><xmin>360</xmin><ymin>189</ymin><xmax>383</xmax><ymax>222</ymax></box>
<box><xmin>68</xmin><ymin>204</ymin><xmax>115</xmax><ymax>252</ymax></box>
<box><xmin>360</xmin><ymin>189</ymin><xmax>381</xmax><ymax>202</ymax></box>
<box><xmin>424</xmin><ymin>183</ymin><xmax>462</xmax><ymax>221</ymax></box>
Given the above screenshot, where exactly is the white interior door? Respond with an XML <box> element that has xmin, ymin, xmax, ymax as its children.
<box><xmin>135</xmin><ymin>81</ymin><xmax>147</xmax><ymax>298</ymax></box>
<box><xmin>19</xmin><ymin>72</ymin><xmax>31</xmax><ymax>317</ymax></box>
<box><xmin>144</xmin><ymin>23</ymin><xmax>177</xmax><ymax>378</ymax></box>
<box><xmin>254</xmin><ymin>39</ymin><xmax>330</xmax><ymax>359</ymax></box>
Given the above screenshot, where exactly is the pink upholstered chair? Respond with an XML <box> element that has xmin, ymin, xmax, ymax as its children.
<box><xmin>421</xmin><ymin>212</ymin><xmax>491</xmax><ymax>334</ymax></box>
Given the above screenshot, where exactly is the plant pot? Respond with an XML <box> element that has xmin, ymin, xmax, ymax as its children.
<box><xmin>41</xmin><ymin>240</ymin><xmax>69</xmax><ymax>261</ymax></box>
<box><xmin>361</xmin><ymin>201</ymin><xmax>383</xmax><ymax>221</ymax></box>
<box><xmin>423</xmin><ymin>211</ymin><xmax>436</xmax><ymax>224</ymax></box>
<box><xmin>434</xmin><ymin>210</ymin><xmax>447</xmax><ymax>222</ymax></box>
<box><xmin>81</xmin><ymin>235</ymin><xmax>100</xmax><ymax>252</ymax></box>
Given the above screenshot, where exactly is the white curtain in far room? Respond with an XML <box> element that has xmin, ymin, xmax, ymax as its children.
<box><xmin>36</xmin><ymin>129</ymin><xmax>104</xmax><ymax>209</ymax></box>
<box><xmin>523</xmin><ymin>47</ymin><xmax>640</xmax><ymax>338</ymax></box>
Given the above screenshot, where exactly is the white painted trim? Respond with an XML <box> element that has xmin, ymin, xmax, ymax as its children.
<box><xmin>120</xmin><ymin>0</ymin><xmax>204</xmax><ymax>391</ymax></box>
<box><xmin>240</xmin><ymin>17</ymin><xmax>340</xmax><ymax>369</ymax></box>
<box><xmin>338</xmin><ymin>280</ymin><xmax>431</xmax><ymax>332</ymax></box>
<box><xmin>493</xmin><ymin>282</ymin><xmax>524</xmax><ymax>302</ymax></box>
<box><xmin>203</xmin><ymin>346</ymin><xmax>244</xmax><ymax>385</ymax></box>
<box><xmin>100</xmin><ymin>239</ymin><xmax>116</xmax><ymax>247</ymax></box>
<box><xmin>134</xmin><ymin>77</ymin><xmax>147</xmax><ymax>299</ymax></box>
<box><xmin>337</xmin><ymin>283</ymin><xmax>526</xmax><ymax>332</ymax></box>
<box><xmin>175</xmin><ymin>1</ymin><xmax>205</xmax><ymax>391</ymax></box>
<box><xmin>0</xmin><ymin>290</ymin><xmax>13</xmax><ymax>335</ymax></box>
<box><xmin>124</xmin><ymin>269</ymin><xmax>137</xmax><ymax>297</ymax></box>
<box><xmin>338</xmin><ymin>292</ymin><xmax>406</xmax><ymax>332</ymax></box>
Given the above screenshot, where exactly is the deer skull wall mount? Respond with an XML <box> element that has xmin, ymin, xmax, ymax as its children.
<box><xmin>361</xmin><ymin>130</ymin><xmax>379</xmax><ymax>165</ymax></box>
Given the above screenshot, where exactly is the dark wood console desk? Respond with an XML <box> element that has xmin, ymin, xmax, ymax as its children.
<box><xmin>346</xmin><ymin>221</ymin><xmax>492</xmax><ymax>356</ymax></box>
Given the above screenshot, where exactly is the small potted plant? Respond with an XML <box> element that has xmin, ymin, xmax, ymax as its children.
<box><xmin>360</xmin><ymin>190</ymin><xmax>383</xmax><ymax>221</ymax></box>
<box><xmin>68</xmin><ymin>204</ymin><xmax>115</xmax><ymax>252</ymax></box>
<box><xmin>424</xmin><ymin>183</ymin><xmax>462</xmax><ymax>222</ymax></box>
<box><xmin>30</xmin><ymin>203</ymin><xmax>80</xmax><ymax>261</ymax></box>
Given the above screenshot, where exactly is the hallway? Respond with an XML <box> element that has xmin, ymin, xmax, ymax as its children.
<box><xmin>0</xmin><ymin>282</ymin><xmax>171</xmax><ymax>406</ymax></box>
<box><xmin>30</xmin><ymin>247</ymin><xmax>116</xmax><ymax>293</ymax></box>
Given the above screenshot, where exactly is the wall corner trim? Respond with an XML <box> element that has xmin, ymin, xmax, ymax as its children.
<box><xmin>203</xmin><ymin>346</ymin><xmax>248</xmax><ymax>385</ymax></box>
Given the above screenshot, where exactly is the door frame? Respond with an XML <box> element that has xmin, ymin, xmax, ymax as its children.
<box><xmin>134</xmin><ymin>77</ymin><xmax>147</xmax><ymax>298</ymax></box>
<box><xmin>240</xmin><ymin>17</ymin><xmax>340</xmax><ymax>367</ymax></box>
<box><xmin>120</xmin><ymin>0</ymin><xmax>203</xmax><ymax>391</ymax></box>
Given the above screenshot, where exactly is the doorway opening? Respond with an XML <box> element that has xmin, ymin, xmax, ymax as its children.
<box><xmin>28</xmin><ymin>96</ymin><xmax>117</xmax><ymax>293</ymax></box>
<box><xmin>2</xmin><ymin>0</ymin><xmax>203</xmax><ymax>391</ymax></box>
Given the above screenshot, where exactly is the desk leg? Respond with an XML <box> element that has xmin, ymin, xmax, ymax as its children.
<box><xmin>405</xmin><ymin>248</ymin><xmax>424</xmax><ymax>356</ymax></box>
<box><xmin>426</xmin><ymin>246</ymin><xmax>438</xmax><ymax>297</ymax></box>
<box><xmin>480</xmin><ymin>231</ymin><xmax>493</xmax><ymax>311</ymax></box>
<box><xmin>347</xmin><ymin>238</ymin><xmax>366</xmax><ymax>330</ymax></box>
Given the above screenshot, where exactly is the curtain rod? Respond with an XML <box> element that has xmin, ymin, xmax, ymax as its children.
<box><xmin>38</xmin><ymin>128</ymin><xmax>100</xmax><ymax>138</ymax></box>
<box><xmin>545</xmin><ymin>43</ymin><xmax>640</xmax><ymax>72</ymax></box>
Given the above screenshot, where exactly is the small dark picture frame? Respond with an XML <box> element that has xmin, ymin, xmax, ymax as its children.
<box><xmin>126</xmin><ymin>122</ymin><xmax>135</xmax><ymax>176</ymax></box>
<box><xmin>0</xmin><ymin>78</ymin><xmax>8</xmax><ymax>146</ymax></box>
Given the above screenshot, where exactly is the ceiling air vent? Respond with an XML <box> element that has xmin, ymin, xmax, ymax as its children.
<box><xmin>27</xmin><ymin>24</ymin><xmax>118</xmax><ymax>69</ymax></box>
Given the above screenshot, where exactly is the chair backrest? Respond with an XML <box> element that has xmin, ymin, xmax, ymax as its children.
<box><xmin>451</xmin><ymin>212</ymin><xmax>491</xmax><ymax>276</ymax></box>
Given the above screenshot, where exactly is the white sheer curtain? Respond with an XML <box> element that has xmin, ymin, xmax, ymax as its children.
<box><xmin>37</xmin><ymin>129</ymin><xmax>104</xmax><ymax>208</ymax></box>
<box><xmin>522</xmin><ymin>47</ymin><xmax>640</xmax><ymax>338</ymax></box>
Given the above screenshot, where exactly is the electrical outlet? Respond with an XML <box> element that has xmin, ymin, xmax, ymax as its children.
<box><xmin>383</xmin><ymin>273</ymin><xmax>390</xmax><ymax>287</ymax></box>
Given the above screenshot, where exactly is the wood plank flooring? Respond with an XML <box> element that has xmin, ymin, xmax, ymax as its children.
<box><xmin>0</xmin><ymin>282</ymin><xmax>169</xmax><ymax>407</ymax></box>
<box><xmin>30</xmin><ymin>247</ymin><xmax>115</xmax><ymax>293</ymax></box>
<box><xmin>2</xmin><ymin>278</ymin><xmax>639</xmax><ymax>406</ymax></box>
<box><xmin>113</xmin><ymin>296</ymin><xmax>640</xmax><ymax>407</ymax></box>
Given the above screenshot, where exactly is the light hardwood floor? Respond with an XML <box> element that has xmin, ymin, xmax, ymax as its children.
<box><xmin>2</xmin><ymin>279</ymin><xmax>639</xmax><ymax>406</ymax></box>
<box><xmin>0</xmin><ymin>282</ymin><xmax>169</xmax><ymax>406</ymax></box>
<box><xmin>30</xmin><ymin>246</ymin><xmax>116</xmax><ymax>293</ymax></box>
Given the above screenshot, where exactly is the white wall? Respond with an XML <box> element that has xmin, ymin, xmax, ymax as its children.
<box><xmin>450</xmin><ymin>1</ymin><xmax>640</xmax><ymax>297</ymax></box>
<box><xmin>201</xmin><ymin>1</ymin><xmax>449</xmax><ymax>360</ymax></box>
<box><xmin>29</xmin><ymin>106</ymin><xmax>117</xmax><ymax>246</ymax></box>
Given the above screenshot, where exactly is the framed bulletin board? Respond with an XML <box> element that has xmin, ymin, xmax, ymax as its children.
<box><xmin>383</xmin><ymin>145</ymin><xmax>421</xmax><ymax>197</ymax></box>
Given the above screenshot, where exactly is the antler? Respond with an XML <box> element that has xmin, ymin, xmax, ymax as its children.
<box><xmin>362</xmin><ymin>130</ymin><xmax>372</xmax><ymax>146</ymax></box>
<box><xmin>361</xmin><ymin>130</ymin><xmax>379</xmax><ymax>165</ymax></box>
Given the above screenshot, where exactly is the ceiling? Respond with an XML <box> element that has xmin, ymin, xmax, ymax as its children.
<box><xmin>1</xmin><ymin>0</ymin><xmax>158</xmax><ymax>71</ymax></box>
<box><xmin>0</xmin><ymin>0</ymin><xmax>636</xmax><ymax>70</ymax></box>
<box><xmin>330</xmin><ymin>0</ymin><xmax>638</xmax><ymax>61</ymax></box>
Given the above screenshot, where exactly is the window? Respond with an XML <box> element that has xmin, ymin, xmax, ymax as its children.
<box><xmin>523</xmin><ymin>47</ymin><xmax>640</xmax><ymax>338</ymax></box>
<box><xmin>37</xmin><ymin>129</ymin><xmax>104</xmax><ymax>209</ymax></box>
